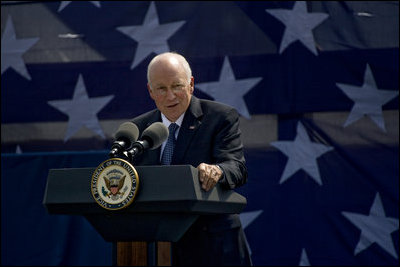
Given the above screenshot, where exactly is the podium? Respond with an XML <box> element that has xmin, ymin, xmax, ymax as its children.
<box><xmin>43</xmin><ymin>165</ymin><xmax>247</xmax><ymax>265</ymax></box>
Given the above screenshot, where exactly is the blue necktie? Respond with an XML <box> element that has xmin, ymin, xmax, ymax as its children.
<box><xmin>161</xmin><ymin>123</ymin><xmax>179</xmax><ymax>165</ymax></box>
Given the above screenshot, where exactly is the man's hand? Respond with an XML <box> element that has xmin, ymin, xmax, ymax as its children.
<box><xmin>197</xmin><ymin>163</ymin><xmax>223</xmax><ymax>191</ymax></box>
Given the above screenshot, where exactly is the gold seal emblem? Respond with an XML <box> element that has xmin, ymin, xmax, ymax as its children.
<box><xmin>91</xmin><ymin>158</ymin><xmax>139</xmax><ymax>210</ymax></box>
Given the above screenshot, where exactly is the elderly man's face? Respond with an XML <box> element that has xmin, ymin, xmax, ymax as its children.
<box><xmin>147</xmin><ymin>57</ymin><xmax>194</xmax><ymax>122</ymax></box>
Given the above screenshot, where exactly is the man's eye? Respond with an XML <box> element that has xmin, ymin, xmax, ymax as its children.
<box><xmin>172</xmin><ymin>84</ymin><xmax>183</xmax><ymax>90</ymax></box>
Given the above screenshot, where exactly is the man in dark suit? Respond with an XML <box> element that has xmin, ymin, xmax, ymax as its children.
<box><xmin>130</xmin><ymin>52</ymin><xmax>252</xmax><ymax>266</ymax></box>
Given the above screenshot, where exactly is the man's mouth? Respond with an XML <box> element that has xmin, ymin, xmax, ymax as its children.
<box><xmin>167</xmin><ymin>103</ymin><xmax>178</xmax><ymax>108</ymax></box>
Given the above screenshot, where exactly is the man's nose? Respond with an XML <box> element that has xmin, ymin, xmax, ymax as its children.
<box><xmin>165</xmin><ymin>88</ymin><xmax>176</xmax><ymax>99</ymax></box>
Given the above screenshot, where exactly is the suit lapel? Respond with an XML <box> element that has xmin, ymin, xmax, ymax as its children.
<box><xmin>172</xmin><ymin>96</ymin><xmax>203</xmax><ymax>164</ymax></box>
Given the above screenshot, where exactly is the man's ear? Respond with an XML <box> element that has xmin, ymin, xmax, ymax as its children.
<box><xmin>190</xmin><ymin>77</ymin><xmax>194</xmax><ymax>94</ymax></box>
<box><xmin>147</xmin><ymin>84</ymin><xmax>155</xmax><ymax>100</ymax></box>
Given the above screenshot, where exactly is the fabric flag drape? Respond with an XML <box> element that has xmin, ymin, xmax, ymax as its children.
<box><xmin>1</xmin><ymin>1</ymin><xmax>398</xmax><ymax>266</ymax></box>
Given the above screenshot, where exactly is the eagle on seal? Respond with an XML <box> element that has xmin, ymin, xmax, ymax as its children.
<box><xmin>103</xmin><ymin>175</ymin><xmax>126</xmax><ymax>196</ymax></box>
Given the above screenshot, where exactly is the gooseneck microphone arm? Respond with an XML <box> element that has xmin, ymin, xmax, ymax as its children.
<box><xmin>127</xmin><ymin>140</ymin><xmax>149</xmax><ymax>162</ymax></box>
<box><xmin>109</xmin><ymin>140</ymin><xmax>126</xmax><ymax>158</ymax></box>
<box><xmin>126</xmin><ymin>122</ymin><xmax>169</xmax><ymax>162</ymax></box>
<box><xmin>108</xmin><ymin>122</ymin><xmax>139</xmax><ymax>158</ymax></box>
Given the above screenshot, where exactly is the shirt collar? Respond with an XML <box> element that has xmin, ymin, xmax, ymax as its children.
<box><xmin>161</xmin><ymin>113</ymin><xmax>184</xmax><ymax>128</ymax></box>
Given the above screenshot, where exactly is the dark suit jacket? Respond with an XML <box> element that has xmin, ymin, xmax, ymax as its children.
<box><xmin>130</xmin><ymin>96</ymin><xmax>250</xmax><ymax>265</ymax></box>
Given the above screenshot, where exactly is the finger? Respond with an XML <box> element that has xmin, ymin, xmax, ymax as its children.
<box><xmin>204</xmin><ymin>177</ymin><xmax>216</xmax><ymax>191</ymax></box>
<box><xmin>202</xmin><ymin>178</ymin><xmax>210</xmax><ymax>191</ymax></box>
<box><xmin>207</xmin><ymin>165</ymin><xmax>216</xmax><ymax>178</ymax></box>
<box><xmin>199</xmin><ymin>170</ymin><xmax>204</xmax><ymax>182</ymax></box>
<box><xmin>201</xmin><ymin>174</ymin><xmax>210</xmax><ymax>190</ymax></box>
<box><xmin>199</xmin><ymin>164</ymin><xmax>212</xmax><ymax>183</ymax></box>
<box><xmin>197</xmin><ymin>164</ymin><xmax>206</xmax><ymax>182</ymax></box>
<box><xmin>202</xmin><ymin>181</ymin><xmax>208</xmax><ymax>190</ymax></box>
<box><xmin>205</xmin><ymin>173</ymin><xmax>216</xmax><ymax>191</ymax></box>
<box><xmin>198</xmin><ymin>164</ymin><xmax>219</xmax><ymax>191</ymax></box>
<box><xmin>208</xmin><ymin>166</ymin><xmax>220</xmax><ymax>182</ymax></box>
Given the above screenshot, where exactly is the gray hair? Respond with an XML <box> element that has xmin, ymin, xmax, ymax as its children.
<box><xmin>147</xmin><ymin>52</ymin><xmax>192</xmax><ymax>85</ymax></box>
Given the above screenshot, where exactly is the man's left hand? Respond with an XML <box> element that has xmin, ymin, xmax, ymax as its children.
<box><xmin>197</xmin><ymin>163</ymin><xmax>223</xmax><ymax>191</ymax></box>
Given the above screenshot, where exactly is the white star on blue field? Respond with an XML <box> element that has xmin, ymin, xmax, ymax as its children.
<box><xmin>342</xmin><ymin>193</ymin><xmax>399</xmax><ymax>259</ymax></box>
<box><xmin>265</xmin><ymin>1</ymin><xmax>329</xmax><ymax>55</ymax></box>
<box><xmin>1</xmin><ymin>16</ymin><xmax>39</xmax><ymax>80</ymax></box>
<box><xmin>58</xmin><ymin>1</ymin><xmax>101</xmax><ymax>12</ymax></box>
<box><xmin>299</xmin><ymin>248</ymin><xmax>311</xmax><ymax>266</ymax></box>
<box><xmin>336</xmin><ymin>64</ymin><xmax>399</xmax><ymax>132</ymax></box>
<box><xmin>240</xmin><ymin>210</ymin><xmax>263</xmax><ymax>258</ymax></box>
<box><xmin>47</xmin><ymin>74</ymin><xmax>114</xmax><ymax>142</ymax></box>
<box><xmin>270</xmin><ymin>121</ymin><xmax>333</xmax><ymax>185</ymax></box>
<box><xmin>116</xmin><ymin>1</ymin><xmax>186</xmax><ymax>69</ymax></box>
<box><xmin>196</xmin><ymin>56</ymin><xmax>262</xmax><ymax>119</ymax></box>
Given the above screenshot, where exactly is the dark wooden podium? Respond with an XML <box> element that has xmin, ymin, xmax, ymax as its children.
<box><xmin>43</xmin><ymin>165</ymin><xmax>247</xmax><ymax>265</ymax></box>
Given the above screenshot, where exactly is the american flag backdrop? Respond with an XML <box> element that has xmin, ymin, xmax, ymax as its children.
<box><xmin>1</xmin><ymin>1</ymin><xmax>399</xmax><ymax>265</ymax></box>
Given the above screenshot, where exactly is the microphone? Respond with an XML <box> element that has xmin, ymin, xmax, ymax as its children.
<box><xmin>127</xmin><ymin>122</ymin><xmax>169</xmax><ymax>161</ymax></box>
<box><xmin>109</xmin><ymin>122</ymin><xmax>139</xmax><ymax>158</ymax></box>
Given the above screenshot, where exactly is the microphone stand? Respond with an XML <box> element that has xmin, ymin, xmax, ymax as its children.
<box><xmin>126</xmin><ymin>141</ymin><xmax>148</xmax><ymax>162</ymax></box>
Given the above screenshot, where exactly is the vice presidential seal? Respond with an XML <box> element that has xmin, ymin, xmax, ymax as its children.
<box><xmin>91</xmin><ymin>158</ymin><xmax>139</xmax><ymax>210</ymax></box>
